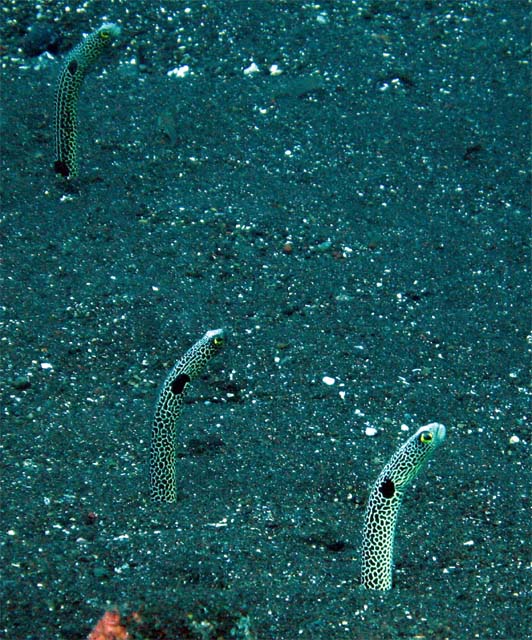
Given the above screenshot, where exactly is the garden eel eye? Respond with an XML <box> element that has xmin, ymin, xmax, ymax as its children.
<box><xmin>213</xmin><ymin>336</ymin><xmax>224</xmax><ymax>347</ymax></box>
<box><xmin>420</xmin><ymin>431</ymin><xmax>433</xmax><ymax>444</ymax></box>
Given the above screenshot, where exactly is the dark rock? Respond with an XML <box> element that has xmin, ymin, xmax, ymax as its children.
<box><xmin>22</xmin><ymin>24</ymin><xmax>60</xmax><ymax>57</ymax></box>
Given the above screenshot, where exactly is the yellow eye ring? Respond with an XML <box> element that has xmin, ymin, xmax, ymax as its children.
<box><xmin>100</xmin><ymin>31</ymin><xmax>111</xmax><ymax>40</ymax></box>
<box><xmin>213</xmin><ymin>336</ymin><xmax>224</xmax><ymax>347</ymax></box>
<box><xmin>420</xmin><ymin>431</ymin><xmax>433</xmax><ymax>444</ymax></box>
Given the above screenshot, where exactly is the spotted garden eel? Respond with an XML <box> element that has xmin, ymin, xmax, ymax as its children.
<box><xmin>361</xmin><ymin>422</ymin><xmax>446</xmax><ymax>590</ymax></box>
<box><xmin>149</xmin><ymin>329</ymin><xmax>226</xmax><ymax>503</ymax></box>
<box><xmin>54</xmin><ymin>22</ymin><xmax>121</xmax><ymax>178</ymax></box>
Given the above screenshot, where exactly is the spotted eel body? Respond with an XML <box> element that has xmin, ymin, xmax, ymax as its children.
<box><xmin>149</xmin><ymin>329</ymin><xmax>226</xmax><ymax>503</ymax></box>
<box><xmin>54</xmin><ymin>22</ymin><xmax>121</xmax><ymax>178</ymax></box>
<box><xmin>361</xmin><ymin>422</ymin><xmax>446</xmax><ymax>590</ymax></box>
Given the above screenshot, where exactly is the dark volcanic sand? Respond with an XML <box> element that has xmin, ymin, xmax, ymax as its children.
<box><xmin>1</xmin><ymin>2</ymin><xmax>530</xmax><ymax>639</ymax></box>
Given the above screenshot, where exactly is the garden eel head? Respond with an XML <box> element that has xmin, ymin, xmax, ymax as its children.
<box><xmin>384</xmin><ymin>422</ymin><xmax>446</xmax><ymax>498</ymax></box>
<box><xmin>97</xmin><ymin>22</ymin><xmax>122</xmax><ymax>42</ymax></box>
<box><xmin>205</xmin><ymin>328</ymin><xmax>226</xmax><ymax>348</ymax></box>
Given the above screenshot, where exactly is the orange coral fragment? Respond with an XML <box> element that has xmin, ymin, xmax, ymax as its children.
<box><xmin>87</xmin><ymin>610</ymin><xmax>129</xmax><ymax>640</ymax></box>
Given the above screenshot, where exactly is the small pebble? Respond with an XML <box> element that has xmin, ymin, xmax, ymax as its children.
<box><xmin>243</xmin><ymin>62</ymin><xmax>260</xmax><ymax>75</ymax></box>
<box><xmin>12</xmin><ymin>376</ymin><xmax>31</xmax><ymax>390</ymax></box>
<box><xmin>282</xmin><ymin>242</ymin><xmax>293</xmax><ymax>254</ymax></box>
